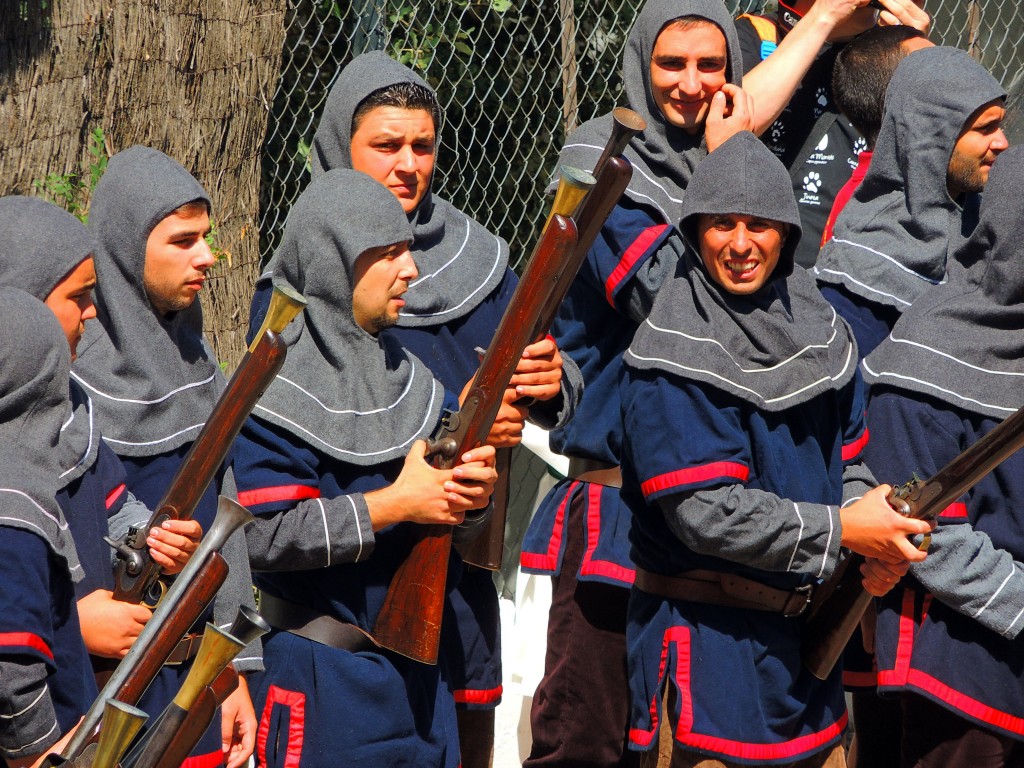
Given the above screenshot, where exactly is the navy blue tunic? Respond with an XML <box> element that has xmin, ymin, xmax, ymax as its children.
<box><xmin>521</xmin><ymin>200</ymin><xmax>674</xmax><ymax>587</ymax></box>
<box><xmin>619</xmin><ymin>370</ymin><xmax>869</xmax><ymax>762</ymax></box>
<box><xmin>866</xmin><ymin>389</ymin><xmax>1024</xmax><ymax>741</ymax></box>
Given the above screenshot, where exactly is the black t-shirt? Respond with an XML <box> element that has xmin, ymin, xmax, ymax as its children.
<box><xmin>736</xmin><ymin>16</ymin><xmax>864</xmax><ymax>269</ymax></box>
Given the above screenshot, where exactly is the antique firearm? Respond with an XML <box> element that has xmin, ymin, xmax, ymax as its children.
<box><xmin>123</xmin><ymin>606</ymin><xmax>270</xmax><ymax>768</ymax></box>
<box><xmin>107</xmin><ymin>284</ymin><xmax>305</xmax><ymax>605</ymax></box>
<box><xmin>802</xmin><ymin>402</ymin><xmax>1024</xmax><ymax>679</ymax></box>
<box><xmin>457</xmin><ymin>106</ymin><xmax>646</xmax><ymax>571</ymax></box>
<box><xmin>49</xmin><ymin>497</ymin><xmax>254</xmax><ymax>765</ymax></box>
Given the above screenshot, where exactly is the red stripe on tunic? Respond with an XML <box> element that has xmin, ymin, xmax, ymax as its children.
<box><xmin>902</xmin><ymin>668</ymin><xmax>1024</xmax><ymax>736</ymax></box>
<box><xmin>257</xmin><ymin>685</ymin><xmax>305</xmax><ymax>768</ymax></box>
<box><xmin>604</xmin><ymin>225</ymin><xmax>670</xmax><ymax>306</ymax></box>
<box><xmin>939</xmin><ymin>502</ymin><xmax>969</xmax><ymax>519</ymax></box>
<box><xmin>181</xmin><ymin>751</ymin><xmax>224</xmax><ymax>768</ymax></box>
<box><xmin>641</xmin><ymin>462</ymin><xmax>749</xmax><ymax>497</ymax></box>
<box><xmin>519</xmin><ymin>481</ymin><xmax>579</xmax><ymax>572</ymax></box>
<box><xmin>0</xmin><ymin>632</ymin><xmax>53</xmax><ymax>660</ymax></box>
<box><xmin>677</xmin><ymin>714</ymin><xmax>847</xmax><ymax>761</ymax></box>
<box><xmin>453</xmin><ymin>685</ymin><xmax>503</xmax><ymax>705</ymax></box>
<box><xmin>237</xmin><ymin>484</ymin><xmax>320</xmax><ymax>508</ymax></box>
<box><xmin>579</xmin><ymin>482</ymin><xmax>636</xmax><ymax>585</ymax></box>
<box><xmin>105</xmin><ymin>482</ymin><xmax>127</xmax><ymax>510</ymax></box>
<box><xmin>630</xmin><ymin>626</ymin><xmax>690</xmax><ymax>748</ymax></box>
<box><xmin>842</xmin><ymin>427</ymin><xmax>870</xmax><ymax>462</ymax></box>
<box><xmin>877</xmin><ymin>588</ymin><xmax>919</xmax><ymax>688</ymax></box>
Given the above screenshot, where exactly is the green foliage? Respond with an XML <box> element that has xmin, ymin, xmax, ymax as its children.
<box><xmin>32</xmin><ymin>127</ymin><xmax>107</xmax><ymax>223</ymax></box>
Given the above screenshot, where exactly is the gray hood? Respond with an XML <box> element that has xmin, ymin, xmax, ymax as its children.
<box><xmin>72</xmin><ymin>146</ymin><xmax>222</xmax><ymax>457</ymax></box>
<box><xmin>815</xmin><ymin>47</ymin><xmax>1006</xmax><ymax>311</ymax></box>
<box><xmin>554</xmin><ymin>0</ymin><xmax>743</xmax><ymax>224</ymax></box>
<box><xmin>311</xmin><ymin>50</ymin><xmax>507</xmax><ymax>326</ymax></box>
<box><xmin>0</xmin><ymin>196</ymin><xmax>100</xmax><ymax>485</ymax></box>
<box><xmin>864</xmin><ymin>145</ymin><xmax>1024</xmax><ymax>419</ymax></box>
<box><xmin>626</xmin><ymin>132</ymin><xmax>856</xmax><ymax>410</ymax></box>
<box><xmin>255</xmin><ymin>169</ymin><xmax>444</xmax><ymax>465</ymax></box>
<box><xmin>0</xmin><ymin>288</ymin><xmax>83</xmax><ymax>581</ymax></box>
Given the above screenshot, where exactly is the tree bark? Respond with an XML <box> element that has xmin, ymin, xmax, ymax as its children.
<box><xmin>0</xmin><ymin>0</ymin><xmax>288</xmax><ymax>370</ymax></box>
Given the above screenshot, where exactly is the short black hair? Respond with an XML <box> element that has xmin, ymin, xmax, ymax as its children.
<box><xmin>351</xmin><ymin>81</ymin><xmax>443</xmax><ymax>135</ymax></box>
<box><xmin>832</xmin><ymin>25</ymin><xmax>928</xmax><ymax>147</ymax></box>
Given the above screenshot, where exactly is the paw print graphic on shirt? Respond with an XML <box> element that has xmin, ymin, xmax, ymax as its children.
<box><xmin>854</xmin><ymin>137</ymin><xmax>868</xmax><ymax>155</ymax></box>
<box><xmin>816</xmin><ymin>88</ymin><xmax>829</xmax><ymax>107</ymax></box>
<box><xmin>803</xmin><ymin>172</ymin><xmax>821</xmax><ymax>193</ymax></box>
<box><xmin>771</xmin><ymin>124</ymin><xmax>786</xmax><ymax>144</ymax></box>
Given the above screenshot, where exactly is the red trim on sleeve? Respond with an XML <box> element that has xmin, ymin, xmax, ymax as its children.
<box><xmin>579</xmin><ymin>482</ymin><xmax>636</xmax><ymax>585</ymax></box>
<box><xmin>180</xmin><ymin>752</ymin><xmax>224</xmax><ymax>768</ymax></box>
<box><xmin>256</xmin><ymin>685</ymin><xmax>305</xmax><ymax>768</ymax></box>
<box><xmin>842</xmin><ymin>428</ymin><xmax>870</xmax><ymax>462</ymax></box>
<box><xmin>520</xmin><ymin>481</ymin><xmax>579</xmax><ymax>572</ymax></box>
<box><xmin>0</xmin><ymin>632</ymin><xmax>53</xmax><ymax>660</ymax></box>
<box><xmin>104</xmin><ymin>482</ymin><xmax>127</xmax><ymax>510</ymax></box>
<box><xmin>453</xmin><ymin>685</ymin><xmax>503</xmax><ymax>705</ymax></box>
<box><xmin>939</xmin><ymin>502</ymin><xmax>969</xmax><ymax>519</ymax></box>
<box><xmin>237</xmin><ymin>484</ymin><xmax>320</xmax><ymax>508</ymax></box>
<box><xmin>640</xmin><ymin>462</ymin><xmax>749</xmax><ymax>497</ymax></box>
<box><xmin>604</xmin><ymin>224</ymin><xmax>669</xmax><ymax>306</ymax></box>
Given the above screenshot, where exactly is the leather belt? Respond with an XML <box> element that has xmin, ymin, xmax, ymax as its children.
<box><xmin>634</xmin><ymin>567</ymin><xmax>813</xmax><ymax>618</ymax></box>
<box><xmin>164</xmin><ymin>632</ymin><xmax>203</xmax><ymax>665</ymax></box>
<box><xmin>259</xmin><ymin>592</ymin><xmax>378</xmax><ymax>653</ymax></box>
<box><xmin>567</xmin><ymin>457</ymin><xmax>622</xmax><ymax>488</ymax></box>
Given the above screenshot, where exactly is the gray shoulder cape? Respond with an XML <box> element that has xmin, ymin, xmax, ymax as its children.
<box><xmin>863</xmin><ymin>145</ymin><xmax>1024</xmax><ymax>420</ymax></box>
<box><xmin>626</xmin><ymin>132</ymin><xmax>856</xmax><ymax>410</ymax></box>
<box><xmin>311</xmin><ymin>50</ymin><xmax>508</xmax><ymax>326</ymax></box>
<box><xmin>0</xmin><ymin>196</ymin><xmax>100</xmax><ymax>484</ymax></box>
<box><xmin>71</xmin><ymin>146</ymin><xmax>223</xmax><ymax>457</ymax></box>
<box><xmin>815</xmin><ymin>47</ymin><xmax>1006</xmax><ymax>311</ymax></box>
<box><xmin>555</xmin><ymin>0</ymin><xmax>744</xmax><ymax>224</ymax></box>
<box><xmin>255</xmin><ymin>168</ymin><xmax>444</xmax><ymax>465</ymax></box>
<box><xmin>0</xmin><ymin>288</ymin><xmax>83</xmax><ymax>581</ymax></box>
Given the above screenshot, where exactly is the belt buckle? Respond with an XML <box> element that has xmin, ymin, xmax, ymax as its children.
<box><xmin>783</xmin><ymin>584</ymin><xmax>814</xmax><ymax>618</ymax></box>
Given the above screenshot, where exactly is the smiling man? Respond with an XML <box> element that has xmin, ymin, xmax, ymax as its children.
<box><xmin>619</xmin><ymin>131</ymin><xmax>930</xmax><ymax>767</ymax></box>
<box><xmin>815</xmin><ymin>47</ymin><xmax>1008</xmax><ymax>358</ymax></box>
<box><xmin>71</xmin><ymin>146</ymin><xmax>261</xmax><ymax>768</ymax></box>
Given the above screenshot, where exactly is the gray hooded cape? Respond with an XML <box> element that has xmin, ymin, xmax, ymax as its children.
<box><xmin>0</xmin><ymin>196</ymin><xmax>100</xmax><ymax>486</ymax></box>
<box><xmin>815</xmin><ymin>47</ymin><xmax>1006</xmax><ymax>311</ymax></box>
<box><xmin>0</xmin><ymin>288</ymin><xmax>83</xmax><ymax>581</ymax></box>
<box><xmin>863</xmin><ymin>145</ymin><xmax>1024</xmax><ymax>419</ymax></box>
<box><xmin>626</xmin><ymin>132</ymin><xmax>856</xmax><ymax>410</ymax></box>
<box><xmin>555</xmin><ymin>0</ymin><xmax>744</xmax><ymax>224</ymax></box>
<box><xmin>71</xmin><ymin>147</ymin><xmax>223</xmax><ymax>457</ymax></box>
<box><xmin>310</xmin><ymin>50</ymin><xmax>508</xmax><ymax>327</ymax></box>
<box><xmin>254</xmin><ymin>169</ymin><xmax>444</xmax><ymax>465</ymax></box>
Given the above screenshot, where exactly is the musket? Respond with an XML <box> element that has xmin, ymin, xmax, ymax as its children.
<box><xmin>801</xmin><ymin>401</ymin><xmax>1024</xmax><ymax>680</ymax></box>
<box><xmin>49</xmin><ymin>497</ymin><xmax>254</xmax><ymax>765</ymax></box>
<box><xmin>44</xmin><ymin>700</ymin><xmax>148</xmax><ymax>768</ymax></box>
<box><xmin>373</xmin><ymin>204</ymin><xmax>583</xmax><ymax>663</ymax></box>
<box><xmin>457</xmin><ymin>107</ymin><xmax>646</xmax><ymax>571</ymax></box>
<box><xmin>107</xmin><ymin>285</ymin><xmax>305</xmax><ymax>605</ymax></box>
<box><xmin>122</xmin><ymin>606</ymin><xmax>269</xmax><ymax>768</ymax></box>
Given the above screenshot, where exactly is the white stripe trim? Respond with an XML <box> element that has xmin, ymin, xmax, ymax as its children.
<box><xmin>70</xmin><ymin>371</ymin><xmax>218</xmax><ymax>406</ymax></box>
<box><xmin>814</xmin><ymin>266</ymin><xmax>913</xmax><ymax>307</ymax></box>
<box><xmin>827</xmin><ymin>238</ymin><xmax>946</xmax><ymax>284</ymax></box>
<box><xmin>975</xmin><ymin>561</ymin><xmax>1014</xmax><ymax>621</ymax></box>
<box><xmin>58</xmin><ymin>393</ymin><xmax>96</xmax><ymax>480</ymax></box>
<box><xmin>1005</xmin><ymin>603</ymin><xmax>1024</xmax><ymax>637</ymax></box>
<box><xmin>819</xmin><ymin>505</ymin><xmax>836</xmax><ymax>579</ymax></box>
<box><xmin>402</xmin><ymin>225</ymin><xmax>504</xmax><ymax>320</ymax></box>
<box><xmin>862</xmin><ymin>361</ymin><xmax>1018</xmax><ymax>415</ymax></box>
<box><xmin>348</xmin><ymin>495</ymin><xmax>365</xmax><ymax>563</ymax></box>
<box><xmin>317</xmin><ymin>498</ymin><xmax>331</xmax><ymax>567</ymax></box>
<box><xmin>101</xmin><ymin>422</ymin><xmax>206</xmax><ymax>449</ymax></box>
<box><xmin>272</xmin><ymin>370</ymin><xmax>418</xmax><ymax>417</ymax></box>
<box><xmin>0</xmin><ymin>490</ymin><xmax>67</xmax><ymax>531</ymax></box>
<box><xmin>0</xmin><ymin>686</ymin><xmax>48</xmax><ymax>721</ymax></box>
<box><xmin>562</xmin><ymin>141</ymin><xmax>673</xmax><ymax>220</ymax></box>
<box><xmin>787</xmin><ymin>502</ymin><xmax>805</xmax><ymax>573</ymax></box>
<box><xmin>255</xmin><ymin>379</ymin><xmax>443</xmax><ymax>459</ymax></box>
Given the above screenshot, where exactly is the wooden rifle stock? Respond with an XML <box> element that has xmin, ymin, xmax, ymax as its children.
<box><xmin>54</xmin><ymin>498</ymin><xmax>253</xmax><ymax>764</ymax></box>
<box><xmin>373</xmin><ymin>215</ymin><xmax>580</xmax><ymax>663</ymax></box>
<box><xmin>457</xmin><ymin>108</ymin><xmax>645</xmax><ymax>571</ymax></box>
<box><xmin>802</xmin><ymin>401</ymin><xmax>1024</xmax><ymax>679</ymax></box>
<box><xmin>108</xmin><ymin>285</ymin><xmax>305</xmax><ymax>605</ymax></box>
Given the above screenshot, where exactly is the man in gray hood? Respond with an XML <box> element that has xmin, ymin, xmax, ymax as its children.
<box><xmin>619</xmin><ymin>132</ymin><xmax>929</xmax><ymax>766</ymax></box>
<box><xmin>814</xmin><ymin>46</ymin><xmax>1008</xmax><ymax>358</ymax></box>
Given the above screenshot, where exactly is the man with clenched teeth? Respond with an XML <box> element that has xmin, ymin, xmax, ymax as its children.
<box><xmin>618</xmin><ymin>131</ymin><xmax>929</xmax><ymax>767</ymax></box>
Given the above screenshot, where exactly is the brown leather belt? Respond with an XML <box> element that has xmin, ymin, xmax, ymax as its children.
<box><xmin>634</xmin><ymin>567</ymin><xmax>813</xmax><ymax>618</ymax></box>
<box><xmin>567</xmin><ymin>457</ymin><xmax>622</xmax><ymax>488</ymax></box>
<box><xmin>258</xmin><ymin>592</ymin><xmax>378</xmax><ymax>653</ymax></box>
<box><xmin>164</xmin><ymin>632</ymin><xmax>203</xmax><ymax>665</ymax></box>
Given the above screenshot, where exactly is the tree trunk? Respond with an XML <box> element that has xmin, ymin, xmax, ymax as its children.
<box><xmin>0</xmin><ymin>0</ymin><xmax>288</xmax><ymax>371</ymax></box>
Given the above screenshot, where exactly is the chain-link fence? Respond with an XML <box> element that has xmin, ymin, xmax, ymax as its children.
<box><xmin>258</xmin><ymin>0</ymin><xmax>1024</xmax><ymax>537</ymax></box>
